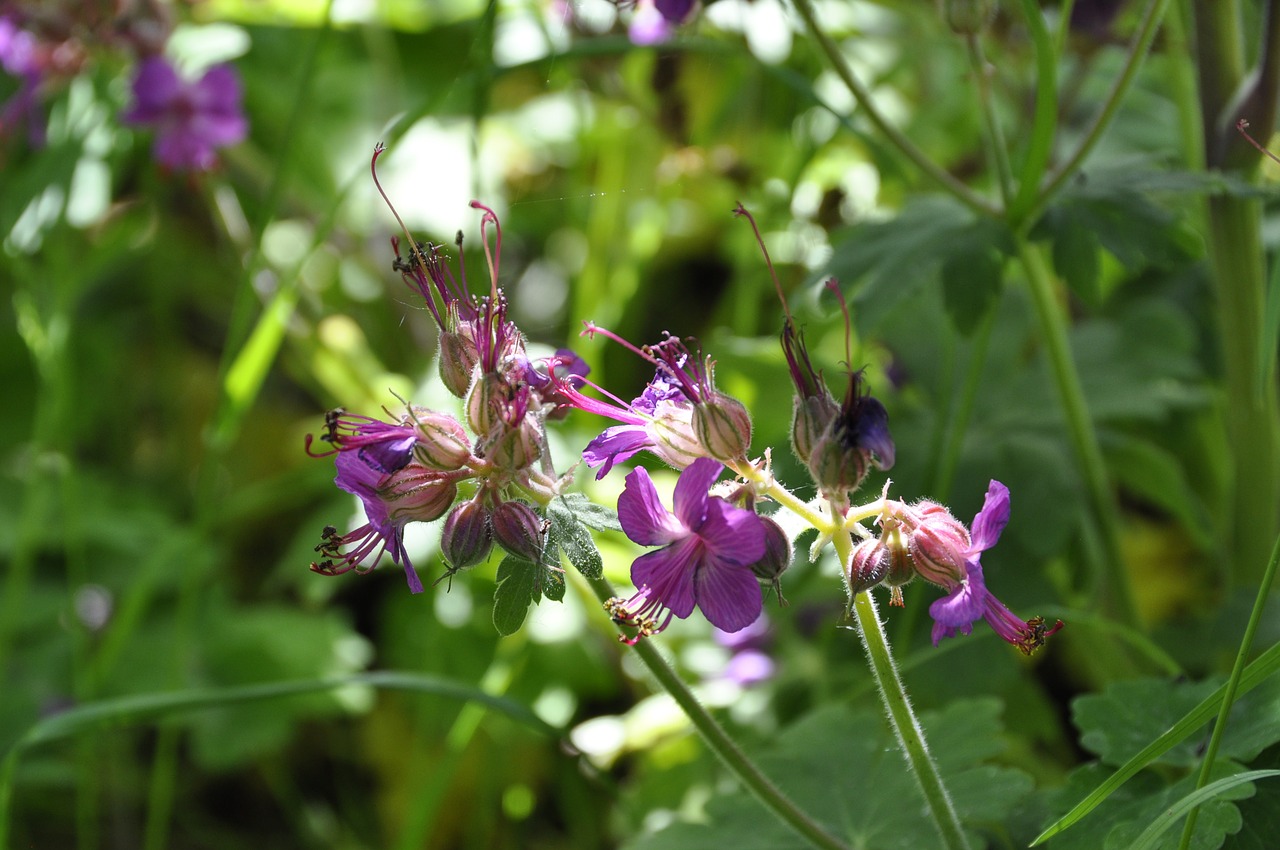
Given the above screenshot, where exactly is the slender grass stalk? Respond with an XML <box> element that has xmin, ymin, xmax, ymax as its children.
<box><xmin>581</xmin><ymin>575</ymin><xmax>852</xmax><ymax>850</ymax></box>
<box><xmin>1175</xmin><ymin>532</ymin><xmax>1280</xmax><ymax>849</ymax></box>
<box><xmin>830</xmin><ymin>530</ymin><xmax>973</xmax><ymax>850</ymax></box>
<box><xmin>964</xmin><ymin>33</ymin><xmax>1015</xmax><ymax>208</ymax></box>
<box><xmin>789</xmin><ymin>0</ymin><xmax>998</xmax><ymax>217</ymax></box>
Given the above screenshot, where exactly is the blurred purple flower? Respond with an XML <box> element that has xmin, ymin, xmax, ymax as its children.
<box><xmin>714</xmin><ymin>613</ymin><xmax>775</xmax><ymax>687</ymax></box>
<box><xmin>122</xmin><ymin>56</ymin><xmax>246</xmax><ymax>171</ymax></box>
<box><xmin>928</xmin><ymin>481</ymin><xmax>1063</xmax><ymax>654</ymax></box>
<box><xmin>606</xmin><ymin>458</ymin><xmax>765</xmax><ymax>640</ymax></box>
<box><xmin>0</xmin><ymin>15</ymin><xmax>45</xmax><ymax>145</ymax></box>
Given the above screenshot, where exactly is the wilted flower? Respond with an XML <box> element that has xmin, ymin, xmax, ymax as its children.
<box><xmin>122</xmin><ymin>56</ymin><xmax>247</xmax><ymax>171</ymax></box>
<box><xmin>605</xmin><ymin>458</ymin><xmax>765</xmax><ymax>641</ymax></box>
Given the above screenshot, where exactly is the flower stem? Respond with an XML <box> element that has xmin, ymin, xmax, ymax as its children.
<box><xmin>1015</xmin><ymin>239</ymin><xmax>1140</xmax><ymax>626</ymax></box>
<box><xmin>830</xmin><ymin>531</ymin><xmax>973</xmax><ymax>850</ymax></box>
<box><xmin>582</xmin><ymin>575</ymin><xmax>852</xmax><ymax>850</ymax></box>
<box><xmin>789</xmin><ymin>0</ymin><xmax>998</xmax><ymax>217</ymax></box>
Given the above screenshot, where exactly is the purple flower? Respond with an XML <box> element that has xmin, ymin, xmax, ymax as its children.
<box><xmin>0</xmin><ymin>16</ymin><xmax>45</xmax><ymax>145</ymax></box>
<box><xmin>927</xmin><ymin>481</ymin><xmax>1063</xmax><ymax>654</ymax></box>
<box><xmin>306</xmin><ymin>409</ymin><xmax>418</xmax><ymax>475</ymax></box>
<box><xmin>713</xmin><ymin>613</ymin><xmax>776</xmax><ymax>686</ymax></box>
<box><xmin>122</xmin><ymin>56</ymin><xmax>247</xmax><ymax>171</ymax></box>
<box><xmin>605</xmin><ymin>457</ymin><xmax>765</xmax><ymax>641</ymax></box>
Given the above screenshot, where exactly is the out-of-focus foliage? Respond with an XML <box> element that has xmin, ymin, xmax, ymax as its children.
<box><xmin>4</xmin><ymin>0</ymin><xmax>1280</xmax><ymax>848</ymax></box>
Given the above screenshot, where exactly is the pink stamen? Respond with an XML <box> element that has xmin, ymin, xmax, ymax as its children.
<box><xmin>470</xmin><ymin>200</ymin><xmax>502</xmax><ymax>297</ymax></box>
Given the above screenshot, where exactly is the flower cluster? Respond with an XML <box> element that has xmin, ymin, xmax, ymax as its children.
<box><xmin>0</xmin><ymin>6</ymin><xmax>246</xmax><ymax>171</ymax></box>
<box><xmin>309</xmin><ymin>152</ymin><xmax>594</xmax><ymax>593</ymax></box>
<box><xmin>310</xmin><ymin>180</ymin><xmax>1061</xmax><ymax>657</ymax></box>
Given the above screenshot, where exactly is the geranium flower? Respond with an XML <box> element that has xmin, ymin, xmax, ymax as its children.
<box><xmin>606</xmin><ymin>458</ymin><xmax>765</xmax><ymax>641</ymax></box>
<box><xmin>927</xmin><ymin>481</ymin><xmax>1063</xmax><ymax>654</ymax></box>
<box><xmin>122</xmin><ymin>56</ymin><xmax>247</xmax><ymax>171</ymax></box>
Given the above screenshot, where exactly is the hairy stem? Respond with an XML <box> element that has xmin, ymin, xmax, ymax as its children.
<box><xmin>583</xmin><ymin>575</ymin><xmax>851</xmax><ymax>850</ymax></box>
<box><xmin>831</xmin><ymin>532</ymin><xmax>972</xmax><ymax>850</ymax></box>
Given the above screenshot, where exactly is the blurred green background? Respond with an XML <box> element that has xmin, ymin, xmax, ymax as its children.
<box><xmin>5</xmin><ymin>0</ymin><xmax>1280</xmax><ymax>848</ymax></box>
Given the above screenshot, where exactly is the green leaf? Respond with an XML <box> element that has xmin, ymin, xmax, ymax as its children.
<box><xmin>626</xmin><ymin>699</ymin><xmax>1032</xmax><ymax>850</ymax></box>
<box><xmin>493</xmin><ymin>555</ymin><xmax>539</xmax><ymax>636</ymax></box>
<box><xmin>1230</xmin><ymin>744</ymin><xmax>1280</xmax><ymax>849</ymax></box>
<box><xmin>548</xmin><ymin>497</ymin><xmax>605</xmax><ymax>579</ymax></box>
<box><xmin>1102</xmin><ymin>433</ymin><xmax>1214</xmax><ymax>550</ymax></box>
<box><xmin>1051</xmin><ymin>215</ymin><xmax>1103</xmax><ymax>307</ymax></box>
<box><xmin>939</xmin><ymin>225</ymin><xmax>1005</xmax><ymax>336</ymax></box>
<box><xmin>1128</xmin><ymin>770</ymin><xmax>1278</xmax><ymax>850</ymax></box>
<box><xmin>555</xmin><ymin>492</ymin><xmax>622</xmax><ymax>533</ymax></box>
<box><xmin>1032</xmin><ymin>641</ymin><xmax>1280</xmax><ymax>844</ymax></box>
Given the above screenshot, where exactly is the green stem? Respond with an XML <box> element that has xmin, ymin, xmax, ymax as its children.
<box><xmin>1015</xmin><ymin>240</ymin><xmax>1140</xmax><ymax>625</ymax></box>
<box><xmin>1009</xmin><ymin>0</ymin><xmax>1059</xmax><ymax>222</ymax></box>
<box><xmin>582</xmin><ymin>575</ymin><xmax>851</xmax><ymax>850</ymax></box>
<box><xmin>1176</xmin><ymin>532</ymin><xmax>1280</xmax><ymax>849</ymax></box>
<box><xmin>1017</xmin><ymin>0</ymin><xmax>1171</xmax><ymax>232</ymax></box>
<box><xmin>831</xmin><ymin>533</ymin><xmax>972</xmax><ymax>850</ymax></box>
<box><xmin>789</xmin><ymin>0</ymin><xmax>998</xmax><ymax>217</ymax></box>
<box><xmin>964</xmin><ymin>33</ymin><xmax>1015</xmax><ymax>207</ymax></box>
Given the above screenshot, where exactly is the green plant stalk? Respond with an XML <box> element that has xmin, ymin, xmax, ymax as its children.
<box><xmin>1016</xmin><ymin>240</ymin><xmax>1139</xmax><ymax>625</ymax></box>
<box><xmin>831</xmin><ymin>531</ymin><xmax>973</xmax><ymax>850</ymax></box>
<box><xmin>1176</xmin><ymin>531</ymin><xmax>1280</xmax><ymax>849</ymax></box>
<box><xmin>789</xmin><ymin>0</ymin><xmax>997</xmax><ymax>217</ymax></box>
<box><xmin>1203</xmin><ymin>198</ymin><xmax>1280</xmax><ymax>584</ymax></box>
<box><xmin>582</xmin><ymin>575</ymin><xmax>851</xmax><ymax>850</ymax></box>
<box><xmin>964</xmin><ymin>34</ymin><xmax>1015</xmax><ymax>207</ymax></box>
<box><xmin>1009</xmin><ymin>0</ymin><xmax>1059</xmax><ymax>222</ymax></box>
<box><xmin>1016</xmin><ymin>0</ymin><xmax>1171</xmax><ymax>231</ymax></box>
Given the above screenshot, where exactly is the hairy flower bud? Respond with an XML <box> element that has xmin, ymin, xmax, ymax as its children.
<box><xmin>465</xmin><ymin>371</ymin><xmax>506</xmax><ymax>436</ymax></box>
<box><xmin>693</xmin><ymin>393</ymin><xmax>753</xmax><ymax>461</ymax></box>
<box><xmin>481</xmin><ymin>417</ymin><xmax>543</xmax><ymax>472</ymax></box>
<box><xmin>491</xmin><ymin>500</ymin><xmax>546</xmax><ymax>562</ymax></box>
<box><xmin>846</xmin><ymin>538</ymin><xmax>891</xmax><ymax>594</ymax></box>
<box><xmin>439</xmin><ymin>331</ymin><xmax>479</xmax><ymax>398</ymax></box>
<box><xmin>440</xmin><ymin>499</ymin><xmax>494</xmax><ymax>570</ymax></box>
<box><xmin>791</xmin><ymin>393</ymin><xmax>838</xmax><ymax>466</ymax></box>
<box><xmin>383</xmin><ymin>465</ymin><xmax>460</xmax><ymax>524</ymax></box>
<box><xmin>411</xmin><ymin>409</ymin><xmax>472</xmax><ymax>471</ymax></box>
<box><xmin>908</xmin><ymin>502</ymin><xmax>971</xmax><ymax>587</ymax></box>
<box><xmin>749</xmin><ymin>516</ymin><xmax>792</xmax><ymax>584</ymax></box>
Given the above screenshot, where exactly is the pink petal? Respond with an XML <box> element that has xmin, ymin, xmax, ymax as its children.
<box><xmin>631</xmin><ymin>536</ymin><xmax>700</xmax><ymax>619</ymax></box>
<box><xmin>693</xmin><ymin>554</ymin><xmax>762</xmax><ymax>633</ymax></box>
<box><xmin>697</xmin><ymin>498</ymin><xmax>765</xmax><ymax>565</ymax></box>
<box><xmin>672</xmin><ymin>456</ymin><xmax>721</xmax><ymax>528</ymax></box>
<box><xmin>619</xmin><ymin>466</ymin><xmax>686</xmax><ymax>546</ymax></box>
<box><xmin>969</xmin><ymin>480</ymin><xmax>1010</xmax><ymax>553</ymax></box>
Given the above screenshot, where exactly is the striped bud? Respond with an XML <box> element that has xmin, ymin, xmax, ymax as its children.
<box><xmin>491</xmin><ymin>500</ymin><xmax>546</xmax><ymax>563</ymax></box>
<box><xmin>440</xmin><ymin>500</ymin><xmax>494</xmax><ymax>570</ymax></box>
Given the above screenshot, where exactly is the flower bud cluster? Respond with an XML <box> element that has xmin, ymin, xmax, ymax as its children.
<box><xmin>309</xmin><ymin>195</ymin><xmax>586</xmax><ymax>593</ymax></box>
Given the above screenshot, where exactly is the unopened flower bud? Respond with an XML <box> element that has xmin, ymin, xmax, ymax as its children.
<box><xmin>807</xmin><ymin>429</ymin><xmax>871</xmax><ymax>496</ymax></box>
<box><xmin>847</xmin><ymin>538</ymin><xmax>891</xmax><ymax>594</ymax></box>
<box><xmin>791</xmin><ymin>393</ymin><xmax>838</xmax><ymax>466</ymax></box>
<box><xmin>439</xmin><ymin>331</ymin><xmax>479</xmax><ymax>398</ymax></box>
<box><xmin>491</xmin><ymin>500</ymin><xmax>546</xmax><ymax>562</ymax></box>
<box><xmin>465</xmin><ymin>371</ymin><xmax>506</xmax><ymax>436</ymax></box>
<box><xmin>694</xmin><ymin>393</ymin><xmax>753</xmax><ymax>461</ymax></box>
<box><xmin>945</xmin><ymin>0</ymin><xmax>993</xmax><ymax>35</ymax></box>
<box><xmin>908</xmin><ymin>502</ymin><xmax>971</xmax><ymax>587</ymax></box>
<box><xmin>749</xmin><ymin>516</ymin><xmax>792</xmax><ymax>584</ymax></box>
<box><xmin>411</xmin><ymin>409</ymin><xmax>472</xmax><ymax>471</ymax></box>
<box><xmin>481</xmin><ymin>417</ymin><xmax>543</xmax><ymax>472</ymax></box>
<box><xmin>440</xmin><ymin>500</ymin><xmax>494</xmax><ymax>570</ymax></box>
<box><xmin>384</xmin><ymin>466</ymin><xmax>459</xmax><ymax>524</ymax></box>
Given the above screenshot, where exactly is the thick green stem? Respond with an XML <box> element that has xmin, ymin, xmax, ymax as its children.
<box><xmin>583</xmin><ymin>575</ymin><xmax>851</xmax><ymax>850</ymax></box>
<box><xmin>831</xmin><ymin>533</ymin><xmax>972</xmax><ymax>850</ymax></box>
<box><xmin>1016</xmin><ymin>241</ymin><xmax>1140</xmax><ymax>625</ymax></box>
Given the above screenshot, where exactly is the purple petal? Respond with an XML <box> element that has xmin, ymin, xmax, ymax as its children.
<box><xmin>191</xmin><ymin>65</ymin><xmax>247</xmax><ymax>145</ymax></box>
<box><xmin>714</xmin><ymin>611</ymin><xmax>769</xmax><ymax>649</ymax></box>
<box><xmin>619</xmin><ymin>466</ymin><xmax>687</xmax><ymax>546</ymax></box>
<box><xmin>123</xmin><ymin>57</ymin><xmax>180</xmax><ymax>123</ymax></box>
<box><xmin>693</xmin><ymin>555</ymin><xmax>762</xmax><ymax>633</ymax></box>
<box><xmin>672</xmin><ymin>456</ymin><xmax>721</xmax><ymax>528</ymax></box>
<box><xmin>928</xmin><ymin>563</ymin><xmax>988</xmax><ymax>645</ymax></box>
<box><xmin>855</xmin><ymin>396</ymin><xmax>895</xmax><ymax>470</ymax></box>
<box><xmin>722</xmin><ymin>650</ymin><xmax>775</xmax><ymax>686</ymax></box>
<box><xmin>698</xmin><ymin>498</ymin><xmax>766</xmax><ymax>565</ymax></box>
<box><xmin>631</xmin><ymin>536</ymin><xmax>701</xmax><ymax>619</ymax></box>
<box><xmin>655</xmin><ymin>0</ymin><xmax>695</xmax><ymax>24</ymax></box>
<box><xmin>583</xmin><ymin>424</ymin><xmax>651</xmax><ymax>479</ymax></box>
<box><xmin>969</xmin><ymin>480</ymin><xmax>1010</xmax><ymax>554</ymax></box>
<box><xmin>629</xmin><ymin>5</ymin><xmax>672</xmax><ymax>45</ymax></box>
